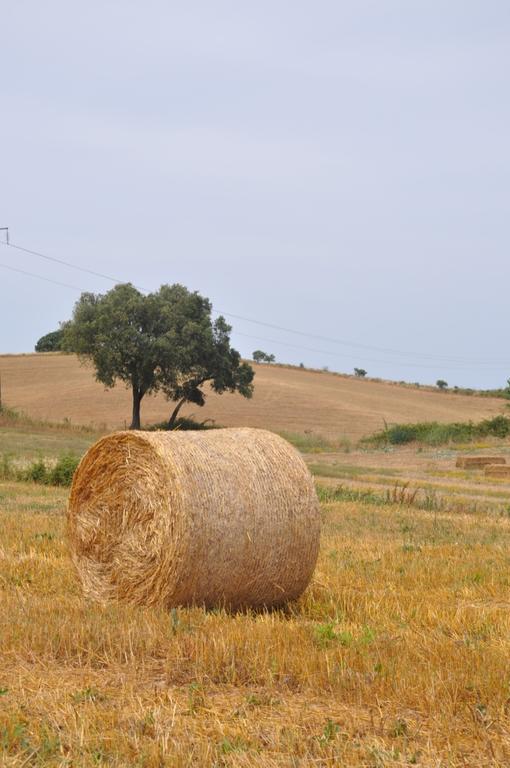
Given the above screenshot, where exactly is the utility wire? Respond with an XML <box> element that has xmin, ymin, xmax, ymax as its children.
<box><xmin>221</xmin><ymin>309</ymin><xmax>501</xmax><ymax>365</ymax></box>
<box><xmin>4</xmin><ymin>240</ymin><xmax>124</xmax><ymax>285</ymax></box>
<box><xmin>233</xmin><ymin>331</ymin><xmax>510</xmax><ymax>371</ymax></box>
<box><xmin>5</xmin><ymin>260</ymin><xmax>491</xmax><ymax>370</ymax></box>
<box><xmin>0</xmin><ymin>261</ymin><xmax>84</xmax><ymax>292</ymax></box>
<box><xmin>1</xmin><ymin>238</ymin><xmax>509</xmax><ymax>368</ymax></box>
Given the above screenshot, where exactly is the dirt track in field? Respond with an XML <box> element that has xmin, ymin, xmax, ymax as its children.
<box><xmin>0</xmin><ymin>353</ymin><xmax>505</xmax><ymax>441</ymax></box>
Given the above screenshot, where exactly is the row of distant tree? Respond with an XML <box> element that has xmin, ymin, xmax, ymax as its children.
<box><xmin>252</xmin><ymin>350</ymin><xmax>275</xmax><ymax>364</ymax></box>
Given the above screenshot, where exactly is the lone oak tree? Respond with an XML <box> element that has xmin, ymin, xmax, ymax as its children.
<box><xmin>63</xmin><ymin>283</ymin><xmax>254</xmax><ymax>429</ymax></box>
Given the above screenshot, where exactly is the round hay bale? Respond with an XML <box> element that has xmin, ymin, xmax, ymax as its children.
<box><xmin>67</xmin><ymin>428</ymin><xmax>320</xmax><ymax>609</ymax></box>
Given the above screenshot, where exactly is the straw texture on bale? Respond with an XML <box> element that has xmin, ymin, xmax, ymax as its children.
<box><xmin>485</xmin><ymin>465</ymin><xmax>510</xmax><ymax>478</ymax></box>
<box><xmin>67</xmin><ymin>428</ymin><xmax>320</xmax><ymax>610</ymax></box>
<box><xmin>455</xmin><ymin>456</ymin><xmax>506</xmax><ymax>469</ymax></box>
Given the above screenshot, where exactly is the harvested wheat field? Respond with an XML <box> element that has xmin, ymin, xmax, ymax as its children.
<box><xmin>3</xmin><ymin>477</ymin><xmax>510</xmax><ymax>766</ymax></box>
<box><xmin>0</xmin><ymin>353</ymin><xmax>505</xmax><ymax>441</ymax></box>
<box><xmin>3</xmin><ymin>356</ymin><xmax>510</xmax><ymax>765</ymax></box>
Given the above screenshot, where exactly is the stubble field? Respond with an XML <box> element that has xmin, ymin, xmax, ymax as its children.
<box><xmin>2</xmin><ymin>357</ymin><xmax>510</xmax><ymax>765</ymax></box>
<box><xmin>2</xmin><ymin>434</ymin><xmax>510</xmax><ymax>765</ymax></box>
<box><xmin>0</xmin><ymin>353</ymin><xmax>505</xmax><ymax>441</ymax></box>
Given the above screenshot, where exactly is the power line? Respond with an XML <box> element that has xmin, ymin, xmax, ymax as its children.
<box><xmin>4</xmin><ymin>240</ymin><xmax>125</xmax><ymax>285</ymax></box>
<box><xmin>233</xmin><ymin>331</ymin><xmax>510</xmax><ymax>371</ymax></box>
<box><xmin>1</xmin><ymin>238</ymin><xmax>509</xmax><ymax>369</ymax></box>
<box><xmin>0</xmin><ymin>261</ymin><xmax>84</xmax><ymax>292</ymax></box>
<box><xmin>3</xmin><ymin>256</ymin><xmax>504</xmax><ymax>369</ymax></box>
<box><xmin>221</xmin><ymin>309</ymin><xmax>502</xmax><ymax>365</ymax></box>
<box><xmin>8</xmin><ymin>256</ymin><xmax>491</xmax><ymax>370</ymax></box>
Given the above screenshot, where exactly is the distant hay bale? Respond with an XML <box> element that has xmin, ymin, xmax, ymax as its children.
<box><xmin>485</xmin><ymin>465</ymin><xmax>510</xmax><ymax>479</ymax></box>
<box><xmin>455</xmin><ymin>456</ymin><xmax>506</xmax><ymax>469</ymax></box>
<box><xmin>67</xmin><ymin>428</ymin><xmax>320</xmax><ymax>610</ymax></box>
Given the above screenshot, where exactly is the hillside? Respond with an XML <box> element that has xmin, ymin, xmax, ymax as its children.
<box><xmin>0</xmin><ymin>353</ymin><xmax>505</xmax><ymax>441</ymax></box>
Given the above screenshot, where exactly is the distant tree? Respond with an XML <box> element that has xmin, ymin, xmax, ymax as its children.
<box><xmin>436</xmin><ymin>379</ymin><xmax>448</xmax><ymax>390</ymax></box>
<box><xmin>63</xmin><ymin>283</ymin><xmax>254</xmax><ymax>430</ymax></box>
<box><xmin>35</xmin><ymin>329</ymin><xmax>64</xmax><ymax>352</ymax></box>
<box><xmin>299</xmin><ymin>362</ymin><xmax>305</xmax><ymax>369</ymax></box>
<box><xmin>354</xmin><ymin>368</ymin><xmax>367</xmax><ymax>377</ymax></box>
<box><xmin>252</xmin><ymin>350</ymin><xmax>275</xmax><ymax>364</ymax></box>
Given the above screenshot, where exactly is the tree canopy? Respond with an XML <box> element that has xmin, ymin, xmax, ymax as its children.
<box><xmin>252</xmin><ymin>350</ymin><xmax>275</xmax><ymax>364</ymax></box>
<box><xmin>35</xmin><ymin>329</ymin><xmax>64</xmax><ymax>352</ymax></box>
<box><xmin>63</xmin><ymin>283</ymin><xmax>255</xmax><ymax>429</ymax></box>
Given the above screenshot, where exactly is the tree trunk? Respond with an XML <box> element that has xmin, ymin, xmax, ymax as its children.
<box><xmin>167</xmin><ymin>398</ymin><xmax>186</xmax><ymax>429</ymax></box>
<box><xmin>130</xmin><ymin>387</ymin><xmax>143</xmax><ymax>430</ymax></box>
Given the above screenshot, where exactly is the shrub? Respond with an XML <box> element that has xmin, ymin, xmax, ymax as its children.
<box><xmin>24</xmin><ymin>459</ymin><xmax>49</xmax><ymax>484</ymax></box>
<box><xmin>147</xmin><ymin>417</ymin><xmax>219</xmax><ymax>431</ymax></box>
<box><xmin>21</xmin><ymin>454</ymin><xmax>80</xmax><ymax>486</ymax></box>
<box><xmin>49</xmin><ymin>454</ymin><xmax>80</xmax><ymax>486</ymax></box>
<box><xmin>363</xmin><ymin>416</ymin><xmax>510</xmax><ymax>447</ymax></box>
<box><xmin>0</xmin><ymin>454</ymin><xmax>14</xmax><ymax>480</ymax></box>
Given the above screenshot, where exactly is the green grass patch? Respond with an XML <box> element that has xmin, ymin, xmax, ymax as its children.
<box><xmin>0</xmin><ymin>454</ymin><xmax>80</xmax><ymax>487</ymax></box>
<box><xmin>0</xmin><ymin>404</ymin><xmax>100</xmax><ymax>435</ymax></box>
<box><xmin>362</xmin><ymin>416</ymin><xmax>510</xmax><ymax>447</ymax></box>
<box><xmin>310</xmin><ymin>463</ymin><xmax>397</xmax><ymax>479</ymax></box>
<box><xmin>317</xmin><ymin>484</ymin><xmax>386</xmax><ymax>506</ymax></box>
<box><xmin>0</xmin><ymin>427</ymin><xmax>95</xmax><ymax>461</ymax></box>
<box><xmin>279</xmin><ymin>432</ymin><xmax>351</xmax><ymax>454</ymax></box>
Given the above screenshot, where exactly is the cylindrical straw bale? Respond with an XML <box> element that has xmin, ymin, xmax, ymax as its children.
<box><xmin>456</xmin><ymin>456</ymin><xmax>506</xmax><ymax>469</ymax></box>
<box><xmin>67</xmin><ymin>428</ymin><xmax>320</xmax><ymax>609</ymax></box>
<box><xmin>485</xmin><ymin>465</ymin><xmax>510</xmax><ymax>478</ymax></box>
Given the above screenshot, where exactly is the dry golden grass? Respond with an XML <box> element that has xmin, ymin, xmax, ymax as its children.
<box><xmin>3</xmin><ymin>477</ymin><xmax>510</xmax><ymax>766</ymax></box>
<box><xmin>0</xmin><ymin>353</ymin><xmax>506</xmax><ymax>440</ymax></box>
<box><xmin>308</xmin><ymin>444</ymin><xmax>510</xmax><ymax>510</ymax></box>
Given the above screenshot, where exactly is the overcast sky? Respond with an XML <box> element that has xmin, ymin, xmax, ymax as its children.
<box><xmin>1</xmin><ymin>1</ymin><xmax>509</xmax><ymax>387</ymax></box>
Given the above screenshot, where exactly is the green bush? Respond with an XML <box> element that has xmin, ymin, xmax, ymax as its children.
<box><xmin>49</xmin><ymin>454</ymin><xmax>80</xmax><ymax>486</ymax></box>
<box><xmin>363</xmin><ymin>416</ymin><xmax>510</xmax><ymax>447</ymax></box>
<box><xmin>24</xmin><ymin>459</ymin><xmax>49</xmax><ymax>484</ymax></box>
<box><xmin>484</xmin><ymin>415</ymin><xmax>510</xmax><ymax>438</ymax></box>
<box><xmin>0</xmin><ymin>454</ymin><xmax>14</xmax><ymax>480</ymax></box>
<box><xmin>147</xmin><ymin>417</ymin><xmax>219</xmax><ymax>431</ymax></box>
<box><xmin>21</xmin><ymin>454</ymin><xmax>80</xmax><ymax>486</ymax></box>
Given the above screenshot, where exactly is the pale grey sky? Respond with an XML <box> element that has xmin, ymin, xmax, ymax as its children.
<box><xmin>1</xmin><ymin>1</ymin><xmax>509</xmax><ymax>387</ymax></box>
